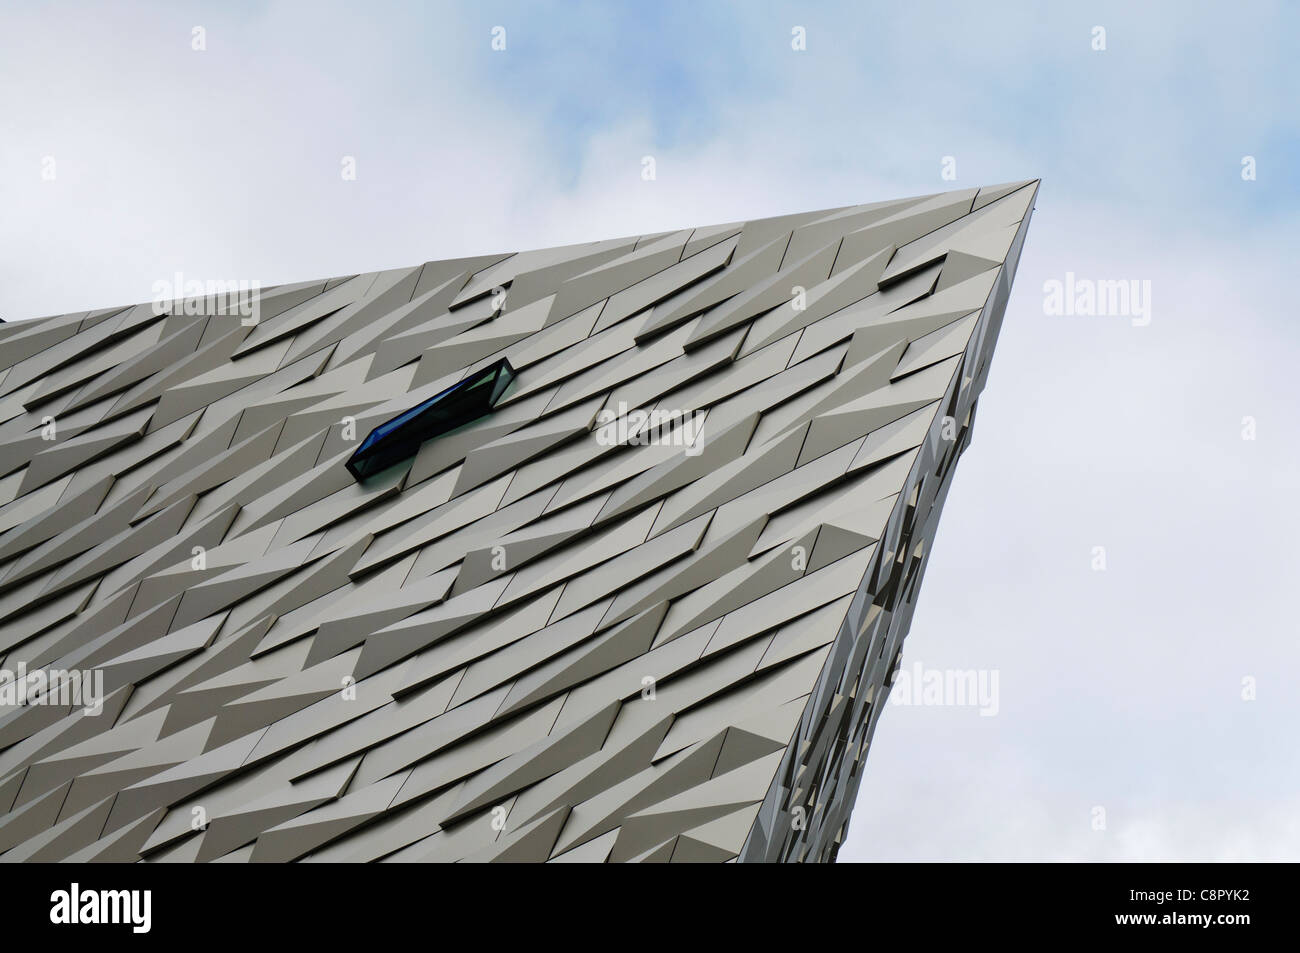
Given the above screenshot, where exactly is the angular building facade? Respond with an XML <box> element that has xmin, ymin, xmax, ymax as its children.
<box><xmin>0</xmin><ymin>182</ymin><xmax>1036</xmax><ymax>862</ymax></box>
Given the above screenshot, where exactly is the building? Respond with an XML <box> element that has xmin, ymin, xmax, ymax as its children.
<box><xmin>0</xmin><ymin>182</ymin><xmax>1037</xmax><ymax>862</ymax></box>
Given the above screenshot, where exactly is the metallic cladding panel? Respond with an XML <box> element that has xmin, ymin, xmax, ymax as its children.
<box><xmin>0</xmin><ymin>183</ymin><xmax>1036</xmax><ymax>862</ymax></box>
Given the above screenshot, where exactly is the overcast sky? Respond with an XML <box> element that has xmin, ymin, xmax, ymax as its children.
<box><xmin>2</xmin><ymin>1</ymin><xmax>1296</xmax><ymax>861</ymax></box>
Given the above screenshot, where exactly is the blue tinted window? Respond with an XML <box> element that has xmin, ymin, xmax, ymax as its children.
<box><xmin>345</xmin><ymin>358</ymin><xmax>516</xmax><ymax>481</ymax></box>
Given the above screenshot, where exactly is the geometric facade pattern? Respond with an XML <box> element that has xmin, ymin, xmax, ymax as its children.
<box><xmin>0</xmin><ymin>182</ymin><xmax>1036</xmax><ymax>862</ymax></box>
